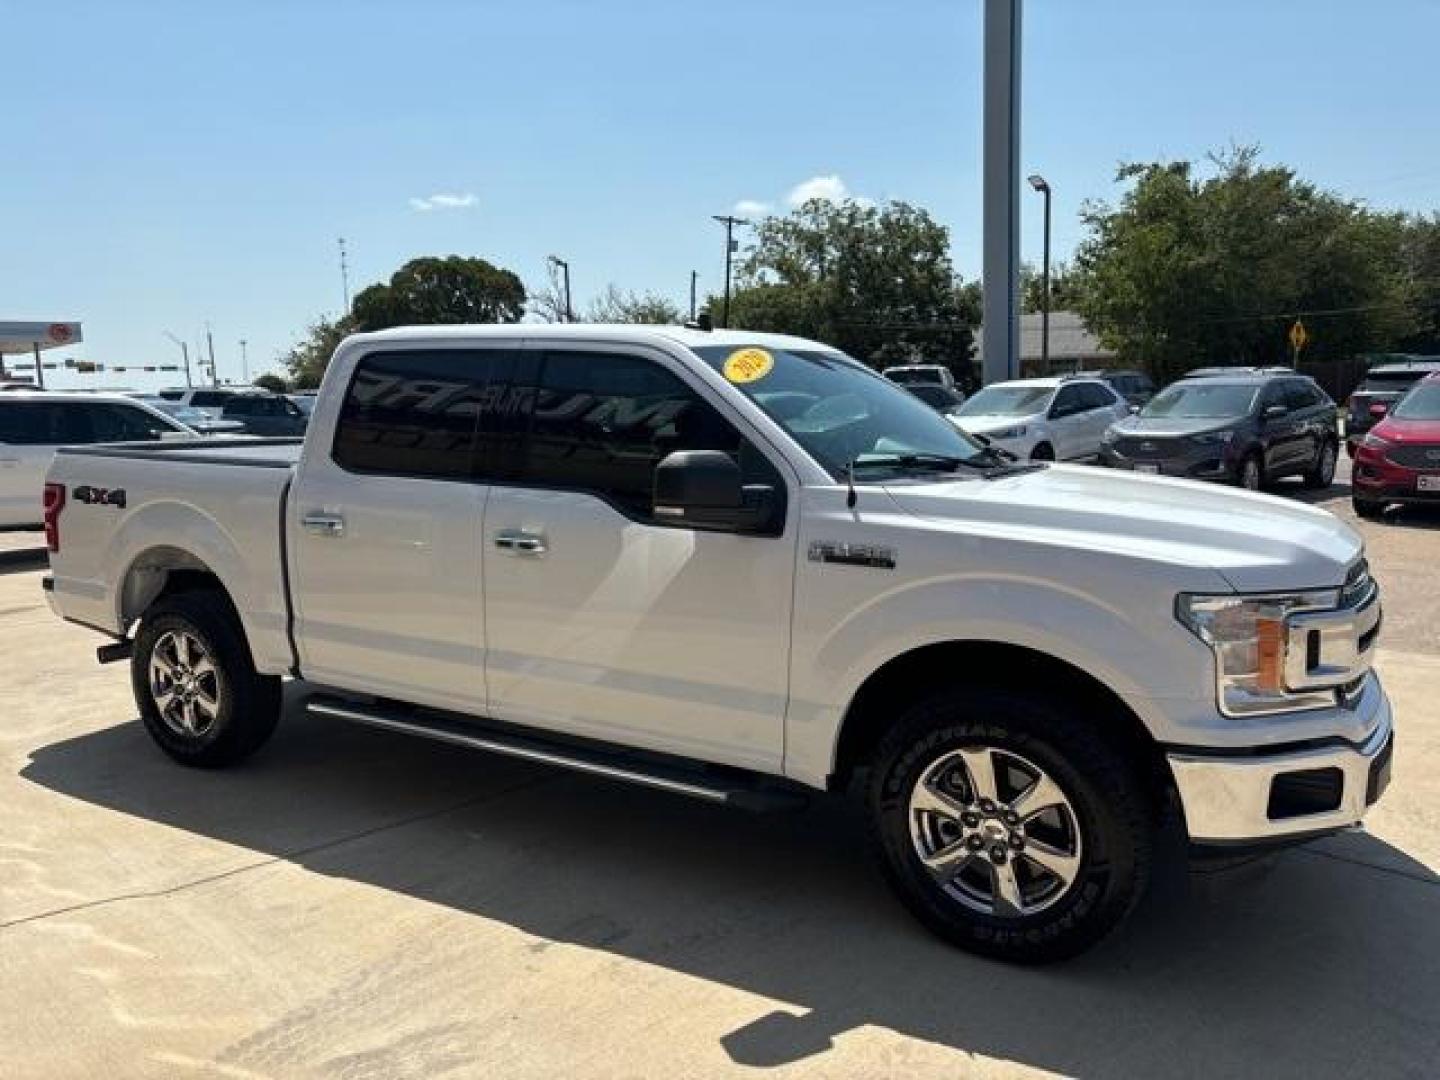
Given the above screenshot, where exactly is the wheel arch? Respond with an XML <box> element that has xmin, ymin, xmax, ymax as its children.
<box><xmin>829</xmin><ymin>639</ymin><xmax>1170</xmax><ymax>806</ymax></box>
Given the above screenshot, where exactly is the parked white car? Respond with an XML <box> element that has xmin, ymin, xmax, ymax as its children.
<box><xmin>950</xmin><ymin>375</ymin><xmax>1130</xmax><ymax>461</ymax></box>
<box><xmin>42</xmin><ymin>326</ymin><xmax>1391</xmax><ymax>962</ymax></box>
<box><xmin>0</xmin><ymin>392</ymin><xmax>195</xmax><ymax>527</ymax></box>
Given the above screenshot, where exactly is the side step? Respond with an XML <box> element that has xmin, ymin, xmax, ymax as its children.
<box><xmin>304</xmin><ymin>693</ymin><xmax>810</xmax><ymax>814</ymax></box>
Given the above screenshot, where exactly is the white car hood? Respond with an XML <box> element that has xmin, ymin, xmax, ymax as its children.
<box><xmin>885</xmin><ymin>463</ymin><xmax>1362</xmax><ymax>593</ymax></box>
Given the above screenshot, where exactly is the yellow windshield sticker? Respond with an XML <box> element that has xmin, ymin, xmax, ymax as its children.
<box><xmin>723</xmin><ymin>347</ymin><xmax>774</xmax><ymax>384</ymax></box>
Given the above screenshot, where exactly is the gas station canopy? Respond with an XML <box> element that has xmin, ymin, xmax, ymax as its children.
<box><xmin>0</xmin><ymin>321</ymin><xmax>84</xmax><ymax>388</ymax></box>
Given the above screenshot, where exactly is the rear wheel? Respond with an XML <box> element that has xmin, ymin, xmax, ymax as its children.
<box><xmin>131</xmin><ymin>590</ymin><xmax>281</xmax><ymax>767</ymax></box>
<box><xmin>1304</xmin><ymin>439</ymin><xmax>1338</xmax><ymax>489</ymax></box>
<box><xmin>867</xmin><ymin>688</ymin><xmax>1153</xmax><ymax>963</ymax></box>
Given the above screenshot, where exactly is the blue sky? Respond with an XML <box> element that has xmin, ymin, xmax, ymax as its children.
<box><xmin>5</xmin><ymin>0</ymin><xmax>1438</xmax><ymax>388</ymax></box>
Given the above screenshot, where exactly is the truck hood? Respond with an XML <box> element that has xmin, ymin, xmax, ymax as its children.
<box><xmin>884</xmin><ymin>464</ymin><xmax>1361</xmax><ymax>592</ymax></box>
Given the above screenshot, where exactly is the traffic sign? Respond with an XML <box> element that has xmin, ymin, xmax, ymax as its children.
<box><xmin>1289</xmin><ymin>319</ymin><xmax>1309</xmax><ymax>353</ymax></box>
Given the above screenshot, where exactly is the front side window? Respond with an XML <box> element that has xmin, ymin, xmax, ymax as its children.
<box><xmin>1076</xmin><ymin>383</ymin><xmax>1116</xmax><ymax>411</ymax></box>
<box><xmin>333</xmin><ymin>349</ymin><xmax>510</xmax><ymax>478</ymax></box>
<box><xmin>190</xmin><ymin>391</ymin><xmax>231</xmax><ymax>409</ymax></box>
<box><xmin>1049</xmin><ymin>385</ymin><xmax>1086</xmax><ymax>417</ymax></box>
<box><xmin>511</xmin><ymin>350</ymin><xmax>776</xmax><ymax>519</ymax></box>
<box><xmin>693</xmin><ymin>345</ymin><xmax>986</xmax><ymax>479</ymax></box>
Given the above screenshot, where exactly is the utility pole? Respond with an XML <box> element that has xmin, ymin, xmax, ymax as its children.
<box><xmin>206</xmin><ymin>323</ymin><xmax>218</xmax><ymax>387</ymax></box>
<box><xmin>338</xmin><ymin>237</ymin><xmax>351</xmax><ymax>313</ymax></box>
<box><xmin>548</xmin><ymin>255</ymin><xmax>573</xmax><ymax>322</ymax></box>
<box><xmin>711</xmin><ymin>215</ymin><xmax>747</xmax><ymax>328</ymax></box>
<box><xmin>239</xmin><ymin>338</ymin><xmax>249</xmax><ymax>383</ymax></box>
<box><xmin>982</xmin><ymin>0</ymin><xmax>1023</xmax><ymax>386</ymax></box>
<box><xmin>689</xmin><ymin>270</ymin><xmax>698</xmax><ymax>321</ymax></box>
<box><xmin>164</xmin><ymin>331</ymin><xmax>193</xmax><ymax>387</ymax></box>
<box><xmin>1028</xmin><ymin>174</ymin><xmax>1052</xmax><ymax>372</ymax></box>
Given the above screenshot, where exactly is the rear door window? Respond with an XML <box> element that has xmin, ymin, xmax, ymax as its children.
<box><xmin>333</xmin><ymin>349</ymin><xmax>513</xmax><ymax>479</ymax></box>
<box><xmin>0</xmin><ymin>402</ymin><xmax>63</xmax><ymax>444</ymax></box>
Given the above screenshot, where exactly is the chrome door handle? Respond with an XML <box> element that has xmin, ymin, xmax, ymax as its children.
<box><xmin>301</xmin><ymin>511</ymin><xmax>346</xmax><ymax>537</ymax></box>
<box><xmin>493</xmin><ymin>529</ymin><xmax>547</xmax><ymax>556</ymax></box>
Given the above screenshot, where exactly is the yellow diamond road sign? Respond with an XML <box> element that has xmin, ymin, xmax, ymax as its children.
<box><xmin>1289</xmin><ymin>319</ymin><xmax>1309</xmax><ymax>352</ymax></box>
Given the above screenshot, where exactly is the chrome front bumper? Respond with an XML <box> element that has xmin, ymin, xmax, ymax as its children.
<box><xmin>1168</xmin><ymin>680</ymin><xmax>1394</xmax><ymax>844</ymax></box>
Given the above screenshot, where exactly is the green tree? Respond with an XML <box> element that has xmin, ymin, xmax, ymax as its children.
<box><xmin>1072</xmin><ymin>147</ymin><xmax>1415</xmax><ymax>380</ymax></box>
<box><xmin>710</xmin><ymin>199</ymin><xmax>977</xmax><ymax>378</ymax></box>
<box><xmin>587</xmin><ymin>283</ymin><xmax>683</xmax><ymax>324</ymax></box>
<box><xmin>1397</xmin><ymin>213</ymin><xmax>1440</xmax><ymax>353</ymax></box>
<box><xmin>280</xmin><ymin>314</ymin><xmax>355</xmax><ymax>389</ymax></box>
<box><xmin>1021</xmin><ymin>261</ymin><xmax>1084</xmax><ymax>314</ymax></box>
<box><xmin>252</xmin><ymin>372</ymin><xmax>290</xmax><ymax>393</ymax></box>
<box><xmin>352</xmin><ymin>255</ymin><xmax>526</xmax><ymax>331</ymax></box>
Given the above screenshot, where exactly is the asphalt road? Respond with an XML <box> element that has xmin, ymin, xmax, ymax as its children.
<box><xmin>0</xmin><ymin>472</ymin><xmax>1436</xmax><ymax>1079</ymax></box>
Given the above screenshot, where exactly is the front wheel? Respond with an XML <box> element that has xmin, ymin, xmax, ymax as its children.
<box><xmin>1029</xmin><ymin>442</ymin><xmax>1055</xmax><ymax>462</ymax></box>
<box><xmin>1304</xmin><ymin>439</ymin><xmax>1338</xmax><ymax>489</ymax></box>
<box><xmin>131</xmin><ymin>590</ymin><xmax>282</xmax><ymax>767</ymax></box>
<box><xmin>1236</xmin><ymin>454</ymin><xmax>1264</xmax><ymax>491</ymax></box>
<box><xmin>867</xmin><ymin>689</ymin><xmax>1153</xmax><ymax>963</ymax></box>
<box><xmin>1352</xmin><ymin>496</ymin><xmax>1385</xmax><ymax>520</ymax></box>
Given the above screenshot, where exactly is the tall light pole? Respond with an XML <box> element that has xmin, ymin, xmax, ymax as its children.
<box><xmin>982</xmin><ymin>0</ymin><xmax>1022</xmax><ymax>386</ymax></box>
<box><xmin>206</xmin><ymin>322</ymin><xmax>218</xmax><ymax>388</ymax></box>
<box><xmin>712</xmin><ymin>215</ymin><xmax>747</xmax><ymax>328</ymax></box>
<box><xmin>548</xmin><ymin>255</ymin><xmax>573</xmax><ymax>322</ymax></box>
<box><xmin>164</xmin><ymin>331</ymin><xmax>193</xmax><ymax>387</ymax></box>
<box><xmin>689</xmin><ymin>270</ymin><xmax>698</xmax><ymax>321</ymax></box>
<box><xmin>1027</xmin><ymin>173</ymin><xmax>1052</xmax><ymax>372</ymax></box>
<box><xmin>239</xmin><ymin>338</ymin><xmax>249</xmax><ymax>383</ymax></box>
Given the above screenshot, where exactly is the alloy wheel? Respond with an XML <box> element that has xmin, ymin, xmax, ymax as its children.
<box><xmin>149</xmin><ymin>630</ymin><xmax>221</xmax><ymax>738</ymax></box>
<box><xmin>908</xmin><ymin>745</ymin><xmax>1083</xmax><ymax>918</ymax></box>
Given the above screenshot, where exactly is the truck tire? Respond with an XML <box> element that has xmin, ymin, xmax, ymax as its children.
<box><xmin>131</xmin><ymin>590</ymin><xmax>282</xmax><ymax>767</ymax></box>
<box><xmin>1351</xmin><ymin>496</ymin><xmax>1385</xmax><ymax>520</ymax></box>
<box><xmin>866</xmin><ymin>688</ymin><xmax>1153</xmax><ymax>963</ymax></box>
<box><xmin>1029</xmin><ymin>442</ymin><xmax>1055</xmax><ymax>462</ymax></box>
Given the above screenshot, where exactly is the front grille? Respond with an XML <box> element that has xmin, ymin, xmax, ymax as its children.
<box><xmin>1112</xmin><ymin>436</ymin><xmax>1179</xmax><ymax>459</ymax></box>
<box><xmin>1385</xmin><ymin>443</ymin><xmax>1440</xmax><ymax>470</ymax></box>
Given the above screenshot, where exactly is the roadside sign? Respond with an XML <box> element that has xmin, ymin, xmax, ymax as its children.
<box><xmin>1289</xmin><ymin>319</ymin><xmax>1309</xmax><ymax>353</ymax></box>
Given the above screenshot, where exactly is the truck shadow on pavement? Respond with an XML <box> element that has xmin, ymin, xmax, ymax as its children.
<box><xmin>21</xmin><ymin>699</ymin><xmax>1440</xmax><ymax>1078</ymax></box>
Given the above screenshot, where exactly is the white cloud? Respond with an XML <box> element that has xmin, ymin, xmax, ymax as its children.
<box><xmin>409</xmin><ymin>192</ymin><xmax>477</xmax><ymax>212</ymax></box>
<box><xmin>733</xmin><ymin>198</ymin><xmax>772</xmax><ymax>217</ymax></box>
<box><xmin>786</xmin><ymin>174</ymin><xmax>873</xmax><ymax>208</ymax></box>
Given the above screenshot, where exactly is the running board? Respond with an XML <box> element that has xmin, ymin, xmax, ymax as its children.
<box><xmin>304</xmin><ymin>694</ymin><xmax>810</xmax><ymax>813</ymax></box>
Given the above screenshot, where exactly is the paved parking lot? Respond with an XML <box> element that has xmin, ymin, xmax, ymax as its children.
<box><xmin>2</xmin><ymin>468</ymin><xmax>1438</xmax><ymax>1079</ymax></box>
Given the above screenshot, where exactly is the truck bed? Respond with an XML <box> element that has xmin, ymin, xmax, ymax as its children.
<box><xmin>46</xmin><ymin>437</ymin><xmax>301</xmax><ymax>674</ymax></box>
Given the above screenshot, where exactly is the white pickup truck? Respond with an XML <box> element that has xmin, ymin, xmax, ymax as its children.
<box><xmin>42</xmin><ymin>325</ymin><xmax>1392</xmax><ymax>962</ymax></box>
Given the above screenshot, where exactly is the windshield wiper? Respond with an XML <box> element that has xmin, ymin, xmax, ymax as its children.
<box><xmin>849</xmin><ymin>452</ymin><xmax>978</xmax><ymax>473</ymax></box>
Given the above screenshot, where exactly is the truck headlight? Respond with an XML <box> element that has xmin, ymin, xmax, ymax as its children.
<box><xmin>1176</xmin><ymin>591</ymin><xmax>1338</xmax><ymax>715</ymax></box>
<box><xmin>987</xmin><ymin>424</ymin><xmax>1027</xmax><ymax>440</ymax></box>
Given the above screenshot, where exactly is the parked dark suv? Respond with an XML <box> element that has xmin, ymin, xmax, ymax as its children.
<box><xmin>1079</xmin><ymin>369</ymin><xmax>1155</xmax><ymax>407</ymax></box>
<box><xmin>1345</xmin><ymin>358</ymin><xmax>1440</xmax><ymax>456</ymax></box>
<box><xmin>1100</xmin><ymin>368</ymin><xmax>1340</xmax><ymax>490</ymax></box>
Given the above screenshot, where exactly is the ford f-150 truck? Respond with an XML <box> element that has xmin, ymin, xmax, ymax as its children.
<box><xmin>42</xmin><ymin>325</ymin><xmax>1393</xmax><ymax>962</ymax></box>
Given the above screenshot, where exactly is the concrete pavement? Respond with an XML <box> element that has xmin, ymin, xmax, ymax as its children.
<box><xmin>1</xmin><ymin>488</ymin><xmax>1437</xmax><ymax>1078</ymax></box>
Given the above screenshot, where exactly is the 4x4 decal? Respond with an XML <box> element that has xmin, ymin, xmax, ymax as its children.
<box><xmin>73</xmin><ymin>485</ymin><xmax>127</xmax><ymax>509</ymax></box>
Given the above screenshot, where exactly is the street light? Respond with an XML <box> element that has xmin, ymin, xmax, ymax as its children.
<box><xmin>163</xmin><ymin>331</ymin><xmax>193</xmax><ymax>388</ymax></box>
<box><xmin>1027</xmin><ymin>173</ymin><xmax>1052</xmax><ymax>371</ymax></box>
<box><xmin>239</xmin><ymin>338</ymin><xmax>249</xmax><ymax>383</ymax></box>
<box><xmin>547</xmin><ymin>255</ymin><xmax>573</xmax><ymax>323</ymax></box>
<box><xmin>711</xmin><ymin>215</ymin><xmax>747</xmax><ymax>328</ymax></box>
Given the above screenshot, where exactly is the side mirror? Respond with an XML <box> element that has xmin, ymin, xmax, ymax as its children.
<box><xmin>1368</xmin><ymin>402</ymin><xmax>1389</xmax><ymax>418</ymax></box>
<box><xmin>653</xmin><ymin>450</ymin><xmax>777</xmax><ymax>533</ymax></box>
<box><xmin>1262</xmin><ymin>404</ymin><xmax>1288</xmax><ymax>421</ymax></box>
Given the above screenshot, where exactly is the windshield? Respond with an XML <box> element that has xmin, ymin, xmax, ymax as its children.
<box><xmin>1142</xmin><ymin>383</ymin><xmax>1257</xmax><ymax>419</ymax></box>
<box><xmin>1392</xmin><ymin>382</ymin><xmax>1440</xmax><ymax>420</ymax></box>
<box><xmin>692</xmin><ymin>345</ymin><xmax>986</xmax><ymax>478</ymax></box>
<box><xmin>1361</xmin><ymin>370</ymin><xmax>1433</xmax><ymax>391</ymax></box>
<box><xmin>956</xmin><ymin>385</ymin><xmax>1054</xmax><ymax>417</ymax></box>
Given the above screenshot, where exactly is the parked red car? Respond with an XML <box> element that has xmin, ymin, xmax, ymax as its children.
<box><xmin>1352</xmin><ymin>371</ymin><xmax>1440</xmax><ymax>517</ymax></box>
